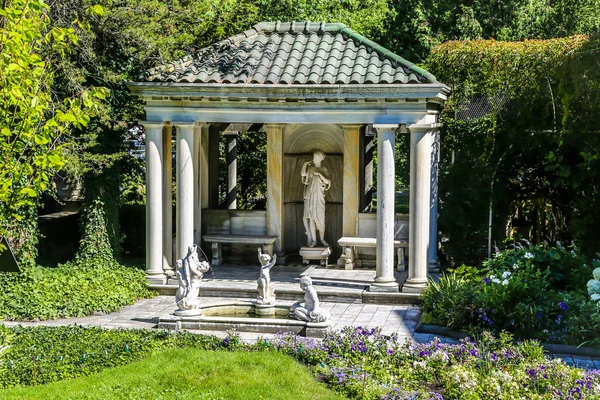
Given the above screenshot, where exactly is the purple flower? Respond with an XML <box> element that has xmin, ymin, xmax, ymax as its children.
<box><xmin>387</xmin><ymin>349</ymin><xmax>394</xmax><ymax>356</ymax></box>
<box><xmin>483</xmin><ymin>277</ymin><xmax>491</xmax><ymax>285</ymax></box>
<box><xmin>527</xmin><ymin>369</ymin><xmax>536</xmax><ymax>377</ymax></box>
<box><xmin>223</xmin><ymin>338</ymin><xmax>230</xmax><ymax>345</ymax></box>
<box><xmin>470</xmin><ymin>349</ymin><xmax>478</xmax><ymax>357</ymax></box>
<box><xmin>535</xmin><ymin>311</ymin><xmax>543</xmax><ymax>319</ymax></box>
<box><xmin>559</xmin><ymin>301</ymin><xmax>569</xmax><ymax>311</ymax></box>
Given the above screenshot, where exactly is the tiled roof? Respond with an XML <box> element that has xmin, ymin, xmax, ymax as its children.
<box><xmin>144</xmin><ymin>21</ymin><xmax>437</xmax><ymax>85</ymax></box>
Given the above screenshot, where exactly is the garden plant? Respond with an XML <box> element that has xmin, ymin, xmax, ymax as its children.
<box><xmin>421</xmin><ymin>243</ymin><xmax>600</xmax><ymax>349</ymax></box>
<box><xmin>0</xmin><ymin>325</ymin><xmax>599</xmax><ymax>399</ymax></box>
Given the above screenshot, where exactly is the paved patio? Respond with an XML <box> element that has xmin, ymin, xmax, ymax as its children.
<box><xmin>4</xmin><ymin>295</ymin><xmax>599</xmax><ymax>369</ymax></box>
<box><xmin>2</xmin><ymin>265</ymin><xmax>598</xmax><ymax>369</ymax></box>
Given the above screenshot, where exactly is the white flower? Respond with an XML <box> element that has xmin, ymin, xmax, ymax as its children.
<box><xmin>502</xmin><ymin>271</ymin><xmax>511</xmax><ymax>279</ymax></box>
<box><xmin>490</xmin><ymin>275</ymin><xmax>496</xmax><ymax>280</ymax></box>
<box><xmin>593</xmin><ymin>267</ymin><xmax>600</xmax><ymax>281</ymax></box>
<box><xmin>492</xmin><ymin>278</ymin><xmax>501</xmax><ymax>284</ymax></box>
<box><xmin>523</xmin><ymin>252</ymin><xmax>534</xmax><ymax>259</ymax></box>
<box><xmin>512</xmin><ymin>263</ymin><xmax>519</xmax><ymax>270</ymax></box>
<box><xmin>502</xmin><ymin>279</ymin><xmax>509</xmax><ymax>285</ymax></box>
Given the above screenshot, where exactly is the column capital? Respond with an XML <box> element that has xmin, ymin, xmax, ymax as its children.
<box><xmin>373</xmin><ymin>124</ymin><xmax>399</xmax><ymax>132</ymax></box>
<box><xmin>140</xmin><ymin>121</ymin><xmax>167</xmax><ymax>129</ymax></box>
<box><xmin>408</xmin><ymin>122</ymin><xmax>442</xmax><ymax>134</ymax></box>
<box><xmin>264</xmin><ymin>123</ymin><xmax>285</xmax><ymax>131</ymax></box>
<box><xmin>172</xmin><ymin>121</ymin><xmax>202</xmax><ymax>129</ymax></box>
<box><xmin>341</xmin><ymin>124</ymin><xmax>363</xmax><ymax>130</ymax></box>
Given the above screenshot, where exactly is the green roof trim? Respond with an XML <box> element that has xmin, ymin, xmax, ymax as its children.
<box><xmin>143</xmin><ymin>21</ymin><xmax>438</xmax><ymax>85</ymax></box>
<box><xmin>338</xmin><ymin>25</ymin><xmax>438</xmax><ymax>83</ymax></box>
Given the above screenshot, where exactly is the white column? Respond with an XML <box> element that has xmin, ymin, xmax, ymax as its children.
<box><xmin>342</xmin><ymin>125</ymin><xmax>361</xmax><ymax>236</ymax></box>
<box><xmin>176</xmin><ymin>123</ymin><xmax>195</xmax><ymax>260</ymax></box>
<box><xmin>162</xmin><ymin>125</ymin><xmax>174</xmax><ymax>277</ymax></box>
<box><xmin>428</xmin><ymin>130</ymin><xmax>440</xmax><ymax>273</ymax></box>
<box><xmin>144</xmin><ymin>122</ymin><xmax>165</xmax><ymax>284</ymax></box>
<box><xmin>193</xmin><ymin>124</ymin><xmax>203</xmax><ymax>245</ymax></box>
<box><xmin>266</xmin><ymin>124</ymin><xmax>285</xmax><ymax>262</ymax></box>
<box><xmin>370</xmin><ymin>125</ymin><xmax>399</xmax><ymax>292</ymax></box>
<box><xmin>404</xmin><ymin>127</ymin><xmax>434</xmax><ymax>293</ymax></box>
<box><xmin>200</xmin><ymin>124</ymin><xmax>210</xmax><ymax>209</ymax></box>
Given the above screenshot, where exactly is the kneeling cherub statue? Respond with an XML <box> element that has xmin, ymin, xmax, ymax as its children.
<box><xmin>290</xmin><ymin>276</ymin><xmax>330</xmax><ymax>322</ymax></box>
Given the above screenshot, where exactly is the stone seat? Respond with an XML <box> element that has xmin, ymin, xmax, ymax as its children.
<box><xmin>337</xmin><ymin>236</ymin><xmax>408</xmax><ymax>271</ymax></box>
<box><xmin>203</xmin><ymin>234</ymin><xmax>277</xmax><ymax>266</ymax></box>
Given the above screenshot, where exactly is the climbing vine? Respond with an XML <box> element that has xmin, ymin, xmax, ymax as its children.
<box><xmin>425</xmin><ymin>35</ymin><xmax>600</xmax><ymax>265</ymax></box>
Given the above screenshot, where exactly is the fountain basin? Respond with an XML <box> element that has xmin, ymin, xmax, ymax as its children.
<box><xmin>158</xmin><ymin>301</ymin><xmax>332</xmax><ymax>338</ymax></box>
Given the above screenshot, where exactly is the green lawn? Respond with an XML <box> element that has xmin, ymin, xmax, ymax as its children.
<box><xmin>0</xmin><ymin>349</ymin><xmax>344</xmax><ymax>400</ymax></box>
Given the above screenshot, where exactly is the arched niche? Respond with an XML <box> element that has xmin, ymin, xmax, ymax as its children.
<box><xmin>283</xmin><ymin>124</ymin><xmax>344</xmax><ymax>154</ymax></box>
<box><xmin>282</xmin><ymin>124</ymin><xmax>344</xmax><ymax>256</ymax></box>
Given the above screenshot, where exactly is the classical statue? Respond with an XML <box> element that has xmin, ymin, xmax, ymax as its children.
<box><xmin>301</xmin><ymin>151</ymin><xmax>331</xmax><ymax>247</ymax></box>
<box><xmin>257</xmin><ymin>248</ymin><xmax>277</xmax><ymax>304</ymax></box>
<box><xmin>175</xmin><ymin>245</ymin><xmax>211</xmax><ymax>311</ymax></box>
<box><xmin>290</xmin><ymin>276</ymin><xmax>330</xmax><ymax>322</ymax></box>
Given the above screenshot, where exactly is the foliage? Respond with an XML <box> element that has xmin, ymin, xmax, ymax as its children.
<box><xmin>268</xmin><ymin>329</ymin><xmax>598</xmax><ymax>399</ymax></box>
<box><xmin>0</xmin><ymin>260</ymin><xmax>154</xmax><ymax>321</ymax></box>
<box><xmin>0</xmin><ymin>326</ymin><xmax>218</xmax><ymax>387</ymax></box>
<box><xmin>0</xmin><ymin>0</ymin><xmax>107</xmax><ymax>261</ymax></box>
<box><xmin>421</xmin><ymin>244</ymin><xmax>600</xmax><ymax>347</ymax></box>
<box><xmin>1</xmin><ymin>325</ymin><xmax>598</xmax><ymax>399</ymax></box>
<box><xmin>1</xmin><ymin>348</ymin><xmax>343</xmax><ymax>400</ymax></box>
<box><xmin>387</xmin><ymin>0</ymin><xmax>599</xmax><ymax>63</ymax></box>
<box><xmin>75</xmin><ymin>199</ymin><xmax>116</xmax><ymax>264</ymax></box>
<box><xmin>427</xmin><ymin>35</ymin><xmax>600</xmax><ymax>264</ymax></box>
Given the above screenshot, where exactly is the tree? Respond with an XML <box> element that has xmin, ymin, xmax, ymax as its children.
<box><xmin>0</xmin><ymin>0</ymin><xmax>107</xmax><ymax>264</ymax></box>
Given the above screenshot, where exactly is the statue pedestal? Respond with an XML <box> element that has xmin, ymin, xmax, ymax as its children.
<box><xmin>254</xmin><ymin>303</ymin><xmax>276</xmax><ymax>317</ymax></box>
<box><xmin>174</xmin><ymin>308</ymin><xmax>203</xmax><ymax>317</ymax></box>
<box><xmin>299</xmin><ymin>246</ymin><xmax>331</xmax><ymax>266</ymax></box>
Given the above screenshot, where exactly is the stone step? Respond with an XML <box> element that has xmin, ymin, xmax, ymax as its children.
<box><xmin>148</xmin><ymin>281</ymin><xmax>420</xmax><ymax>305</ymax></box>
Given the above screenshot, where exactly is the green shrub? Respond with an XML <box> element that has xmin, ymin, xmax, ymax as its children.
<box><xmin>485</xmin><ymin>242</ymin><xmax>595</xmax><ymax>290</ymax></box>
<box><xmin>0</xmin><ymin>259</ymin><xmax>155</xmax><ymax>321</ymax></box>
<box><xmin>421</xmin><ymin>243</ymin><xmax>600</xmax><ymax>347</ymax></box>
<box><xmin>1</xmin><ymin>326</ymin><xmax>598</xmax><ymax>399</ymax></box>
<box><xmin>420</xmin><ymin>271</ymin><xmax>478</xmax><ymax>327</ymax></box>
<box><xmin>0</xmin><ymin>326</ymin><xmax>222</xmax><ymax>388</ymax></box>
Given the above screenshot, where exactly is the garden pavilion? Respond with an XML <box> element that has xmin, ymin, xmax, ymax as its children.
<box><xmin>127</xmin><ymin>21</ymin><xmax>449</xmax><ymax>293</ymax></box>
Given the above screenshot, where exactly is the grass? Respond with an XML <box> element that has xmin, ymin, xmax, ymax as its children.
<box><xmin>0</xmin><ymin>348</ymin><xmax>344</xmax><ymax>400</ymax></box>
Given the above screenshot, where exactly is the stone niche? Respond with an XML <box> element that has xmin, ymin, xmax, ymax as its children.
<box><xmin>283</xmin><ymin>124</ymin><xmax>344</xmax><ymax>258</ymax></box>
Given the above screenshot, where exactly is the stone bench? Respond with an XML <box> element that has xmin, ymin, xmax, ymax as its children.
<box><xmin>203</xmin><ymin>234</ymin><xmax>277</xmax><ymax>266</ymax></box>
<box><xmin>337</xmin><ymin>237</ymin><xmax>408</xmax><ymax>271</ymax></box>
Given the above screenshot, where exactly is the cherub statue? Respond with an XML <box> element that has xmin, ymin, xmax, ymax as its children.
<box><xmin>587</xmin><ymin>267</ymin><xmax>600</xmax><ymax>302</ymax></box>
<box><xmin>290</xmin><ymin>276</ymin><xmax>330</xmax><ymax>322</ymax></box>
<box><xmin>175</xmin><ymin>245</ymin><xmax>211</xmax><ymax>311</ymax></box>
<box><xmin>257</xmin><ymin>248</ymin><xmax>277</xmax><ymax>304</ymax></box>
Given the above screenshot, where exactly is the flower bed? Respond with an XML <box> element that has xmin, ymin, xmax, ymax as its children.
<box><xmin>0</xmin><ymin>325</ymin><xmax>599</xmax><ymax>398</ymax></box>
<box><xmin>421</xmin><ymin>243</ymin><xmax>600</xmax><ymax>348</ymax></box>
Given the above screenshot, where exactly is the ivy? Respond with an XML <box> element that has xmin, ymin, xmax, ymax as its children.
<box><xmin>426</xmin><ymin>35</ymin><xmax>600</xmax><ymax>264</ymax></box>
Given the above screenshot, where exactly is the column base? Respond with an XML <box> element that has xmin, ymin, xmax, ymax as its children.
<box><xmin>402</xmin><ymin>279</ymin><xmax>428</xmax><ymax>294</ymax></box>
<box><xmin>276</xmin><ymin>252</ymin><xmax>288</xmax><ymax>265</ymax></box>
<box><xmin>146</xmin><ymin>273</ymin><xmax>167</xmax><ymax>285</ymax></box>
<box><xmin>428</xmin><ymin>260</ymin><xmax>440</xmax><ymax>274</ymax></box>
<box><xmin>369</xmin><ymin>281</ymin><xmax>399</xmax><ymax>292</ymax></box>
